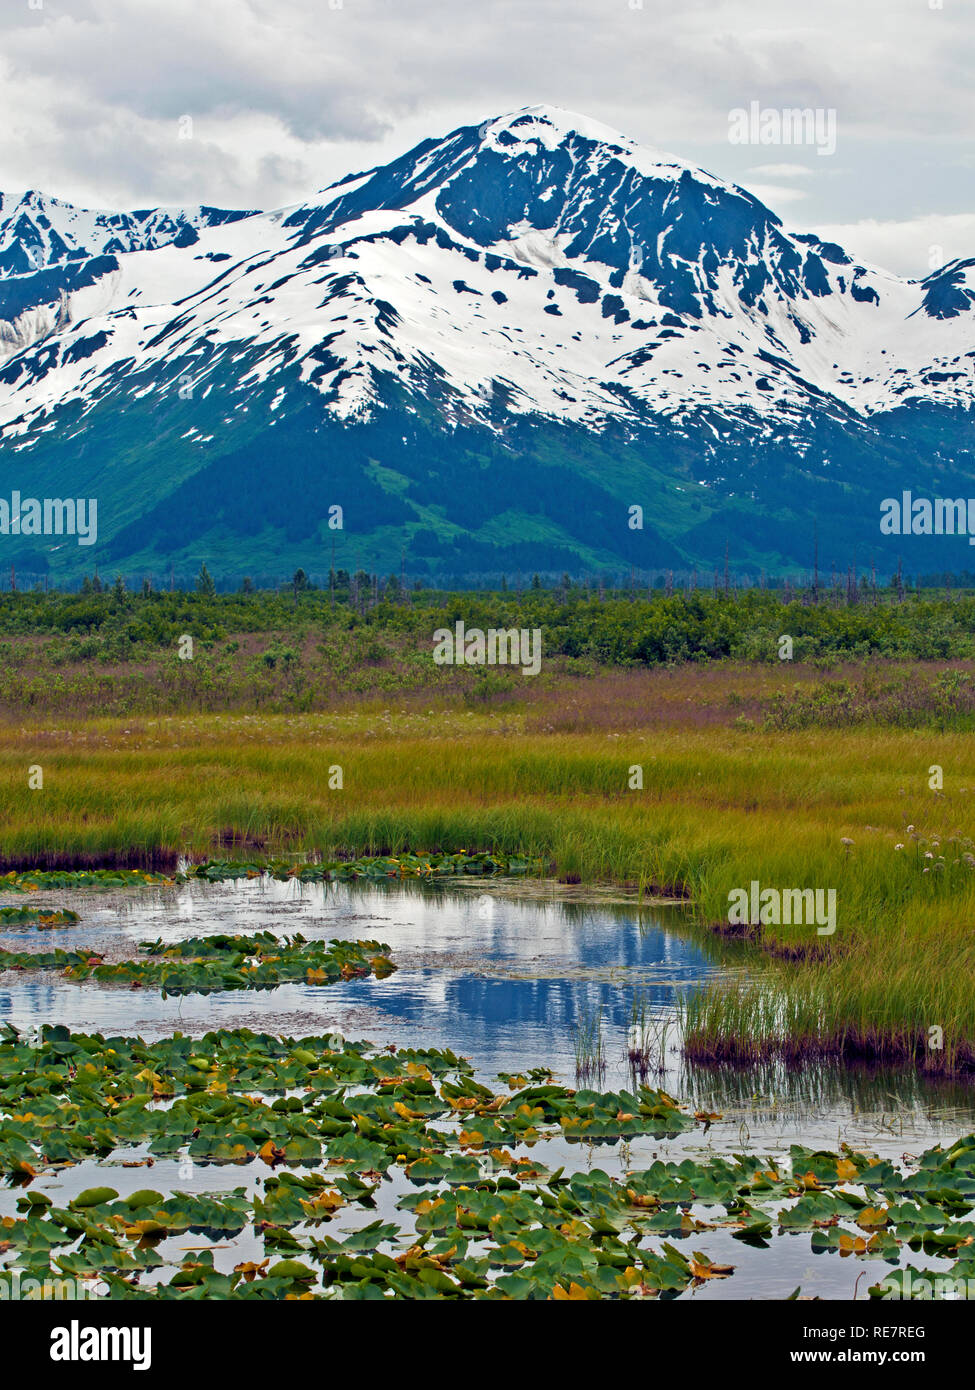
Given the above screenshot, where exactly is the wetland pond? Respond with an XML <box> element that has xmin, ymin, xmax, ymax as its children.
<box><xmin>2</xmin><ymin>874</ymin><xmax>973</xmax><ymax>1301</ymax></box>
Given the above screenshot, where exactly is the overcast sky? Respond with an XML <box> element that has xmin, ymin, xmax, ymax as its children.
<box><xmin>1</xmin><ymin>0</ymin><xmax>972</xmax><ymax>277</ymax></box>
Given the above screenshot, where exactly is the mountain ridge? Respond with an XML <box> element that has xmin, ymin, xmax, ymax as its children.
<box><xmin>0</xmin><ymin>105</ymin><xmax>971</xmax><ymax>582</ymax></box>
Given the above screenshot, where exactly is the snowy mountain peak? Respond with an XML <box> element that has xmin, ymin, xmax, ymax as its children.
<box><xmin>478</xmin><ymin>103</ymin><xmax>642</xmax><ymax>150</ymax></box>
<box><xmin>0</xmin><ymin>106</ymin><xmax>970</xmax><ymax>476</ymax></box>
<box><xmin>475</xmin><ymin>104</ymin><xmax>725</xmax><ymax>187</ymax></box>
<box><xmin>0</xmin><ymin>106</ymin><xmax>971</xmax><ymax>583</ymax></box>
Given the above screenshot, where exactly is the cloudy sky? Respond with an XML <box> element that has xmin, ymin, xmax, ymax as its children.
<box><xmin>1</xmin><ymin>0</ymin><xmax>972</xmax><ymax>276</ymax></box>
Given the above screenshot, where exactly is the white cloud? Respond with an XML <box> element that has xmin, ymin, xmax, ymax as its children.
<box><xmin>746</xmin><ymin>163</ymin><xmax>815</xmax><ymax>178</ymax></box>
<box><xmin>0</xmin><ymin>0</ymin><xmax>968</xmax><ymax>243</ymax></box>
<box><xmin>741</xmin><ymin>182</ymin><xmax>810</xmax><ymax>206</ymax></box>
<box><xmin>801</xmin><ymin>213</ymin><xmax>975</xmax><ymax>278</ymax></box>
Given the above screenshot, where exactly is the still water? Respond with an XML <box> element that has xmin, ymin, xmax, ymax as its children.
<box><xmin>2</xmin><ymin>874</ymin><xmax>971</xmax><ymax>1155</ymax></box>
<box><xmin>2</xmin><ymin>876</ymin><xmax>972</xmax><ymax>1300</ymax></box>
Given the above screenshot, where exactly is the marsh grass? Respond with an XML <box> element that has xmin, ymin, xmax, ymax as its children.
<box><xmin>573</xmin><ymin>1003</ymin><xmax>606</xmax><ymax>1085</ymax></box>
<box><xmin>680</xmin><ymin>956</ymin><xmax>975</xmax><ymax>1075</ymax></box>
<box><xmin>3</xmin><ymin>708</ymin><xmax>975</xmax><ymax>1073</ymax></box>
<box><xmin>626</xmin><ymin>992</ymin><xmax>672</xmax><ymax>1082</ymax></box>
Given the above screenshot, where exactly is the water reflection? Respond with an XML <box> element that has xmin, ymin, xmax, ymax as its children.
<box><xmin>1</xmin><ymin>875</ymin><xmax>972</xmax><ymax>1160</ymax></box>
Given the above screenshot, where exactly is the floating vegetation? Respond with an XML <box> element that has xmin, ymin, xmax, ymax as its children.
<box><xmin>0</xmin><ymin>905</ymin><xmax>79</xmax><ymax>930</ymax></box>
<box><xmin>2</xmin><ymin>869</ymin><xmax>176</xmax><ymax>892</ymax></box>
<box><xmin>0</xmin><ymin>1024</ymin><xmax>695</xmax><ymax>1179</ymax></box>
<box><xmin>189</xmin><ymin>851</ymin><xmax>543</xmax><ymax>883</ymax></box>
<box><xmin>0</xmin><ymin>854</ymin><xmax>542</xmax><ymax>894</ymax></box>
<box><xmin>0</xmin><ymin>933</ymin><xmax>395</xmax><ymax>997</ymax></box>
<box><xmin>1</xmin><ymin>1025</ymin><xmax>975</xmax><ymax>1299</ymax></box>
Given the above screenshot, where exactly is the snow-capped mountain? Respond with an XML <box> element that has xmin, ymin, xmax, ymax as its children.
<box><xmin>0</xmin><ymin>193</ymin><xmax>254</xmax><ymax>358</ymax></box>
<box><xmin>0</xmin><ymin>105</ymin><xmax>972</xmax><ymax>581</ymax></box>
<box><xmin>0</xmin><ymin>190</ymin><xmax>254</xmax><ymax>275</ymax></box>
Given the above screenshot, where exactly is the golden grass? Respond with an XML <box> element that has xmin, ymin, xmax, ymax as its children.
<box><xmin>2</xmin><ymin>705</ymin><xmax>974</xmax><ymax>1070</ymax></box>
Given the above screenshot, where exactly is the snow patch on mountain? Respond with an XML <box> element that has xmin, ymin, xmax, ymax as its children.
<box><xmin>0</xmin><ymin>105</ymin><xmax>970</xmax><ymax>452</ymax></box>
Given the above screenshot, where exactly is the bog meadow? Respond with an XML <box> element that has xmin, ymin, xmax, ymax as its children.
<box><xmin>3</xmin><ymin>573</ymin><xmax>975</xmax><ymax>1303</ymax></box>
